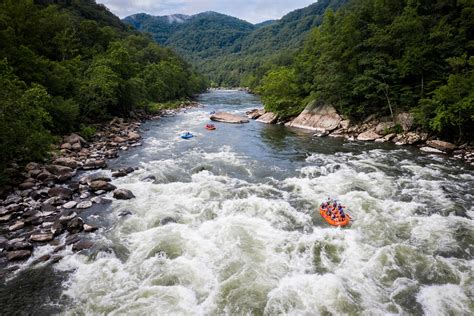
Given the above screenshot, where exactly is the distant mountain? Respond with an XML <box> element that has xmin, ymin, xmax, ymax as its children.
<box><xmin>254</xmin><ymin>20</ymin><xmax>276</xmax><ymax>28</ymax></box>
<box><xmin>123</xmin><ymin>0</ymin><xmax>346</xmax><ymax>86</ymax></box>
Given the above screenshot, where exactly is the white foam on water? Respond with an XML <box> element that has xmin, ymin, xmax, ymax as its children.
<box><xmin>417</xmin><ymin>284</ymin><xmax>472</xmax><ymax>316</ymax></box>
<box><xmin>55</xmin><ymin>94</ymin><xmax>474</xmax><ymax>314</ymax></box>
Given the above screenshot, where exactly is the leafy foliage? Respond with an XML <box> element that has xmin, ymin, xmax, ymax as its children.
<box><xmin>123</xmin><ymin>0</ymin><xmax>345</xmax><ymax>87</ymax></box>
<box><xmin>0</xmin><ymin>0</ymin><xmax>207</xmax><ymax>183</ymax></box>
<box><xmin>257</xmin><ymin>0</ymin><xmax>473</xmax><ymax>140</ymax></box>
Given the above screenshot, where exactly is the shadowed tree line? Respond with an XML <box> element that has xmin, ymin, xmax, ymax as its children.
<box><xmin>0</xmin><ymin>0</ymin><xmax>207</xmax><ymax>184</ymax></box>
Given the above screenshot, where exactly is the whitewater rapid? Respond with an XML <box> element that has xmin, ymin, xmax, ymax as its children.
<box><xmin>54</xmin><ymin>90</ymin><xmax>473</xmax><ymax>315</ymax></box>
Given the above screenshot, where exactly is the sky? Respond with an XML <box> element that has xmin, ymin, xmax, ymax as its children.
<box><xmin>97</xmin><ymin>0</ymin><xmax>317</xmax><ymax>24</ymax></box>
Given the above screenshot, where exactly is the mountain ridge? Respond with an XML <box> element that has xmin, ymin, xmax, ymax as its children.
<box><xmin>123</xmin><ymin>0</ymin><xmax>346</xmax><ymax>85</ymax></box>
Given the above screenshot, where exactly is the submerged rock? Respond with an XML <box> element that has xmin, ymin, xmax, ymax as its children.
<box><xmin>72</xmin><ymin>239</ymin><xmax>94</xmax><ymax>252</ymax></box>
<box><xmin>210</xmin><ymin>112</ymin><xmax>249</xmax><ymax>124</ymax></box>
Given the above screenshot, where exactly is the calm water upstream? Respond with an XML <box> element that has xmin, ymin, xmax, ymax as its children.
<box><xmin>1</xmin><ymin>90</ymin><xmax>473</xmax><ymax>315</ymax></box>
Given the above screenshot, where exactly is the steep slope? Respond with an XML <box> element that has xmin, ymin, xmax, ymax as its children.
<box><xmin>0</xmin><ymin>0</ymin><xmax>206</xmax><ymax>183</ymax></box>
<box><xmin>123</xmin><ymin>0</ymin><xmax>346</xmax><ymax>86</ymax></box>
<box><xmin>166</xmin><ymin>12</ymin><xmax>255</xmax><ymax>60</ymax></box>
<box><xmin>123</xmin><ymin>13</ymin><xmax>190</xmax><ymax>44</ymax></box>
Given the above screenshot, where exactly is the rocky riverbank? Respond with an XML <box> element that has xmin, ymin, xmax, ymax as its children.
<box><xmin>246</xmin><ymin>108</ymin><xmax>474</xmax><ymax>165</ymax></box>
<box><xmin>0</xmin><ymin>102</ymin><xmax>200</xmax><ymax>275</ymax></box>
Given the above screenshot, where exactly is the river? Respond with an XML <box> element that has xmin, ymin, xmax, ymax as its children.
<box><xmin>1</xmin><ymin>90</ymin><xmax>473</xmax><ymax>315</ymax></box>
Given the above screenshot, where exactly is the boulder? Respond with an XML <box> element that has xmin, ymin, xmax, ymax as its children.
<box><xmin>30</xmin><ymin>233</ymin><xmax>54</xmax><ymax>242</ymax></box>
<box><xmin>112</xmin><ymin>170</ymin><xmax>127</xmax><ymax>178</ymax></box>
<box><xmin>71</xmin><ymin>142</ymin><xmax>82</xmax><ymax>151</ymax></box>
<box><xmin>420</xmin><ymin>147</ymin><xmax>444</xmax><ymax>154</ymax></box>
<box><xmin>60</xmin><ymin>143</ymin><xmax>72</xmax><ymax>150</ymax></box>
<box><xmin>58</xmin><ymin>211</ymin><xmax>77</xmax><ymax>223</ymax></box>
<box><xmin>384</xmin><ymin>133</ymin><xmax>396</xmax><ymax>141</ymax></box>
<box><xmin>48</xmin><ymin>187</ymin><xmax>73</xmax><ymax>199</ymax></box>
<box><xmin>6</xmin><ymin>239</ymin><xmax>32</xmax><ymax>251</ymax></box>
<box><xmin>53</xmin><ymin>158</ymin><xmax>79</xmax><ymax>169</ymax></box>
<box><xmin>51</xmin><ymin>220</ymin><xmax>64</xmax><ymax>236</ymax></box>
<box><xmin>83</xmin><ymin>224</ymin><xmax>98</xmax><ymax>232</ymax></box>
<box><xmin>128</xmin><ymin>131</ymin><xmax>140</xmax><ymax>141</ymax></box>
<box><xmin>72</xmin><ymin>239</ymin><xmax>94</xmax><ymax>252</ymax></box>
<box><xmin>83</xmin><ymin>159</ymin><xmax>107</xmax><ymax>170</ymax></box>
<box><xmin>286</xmin><ymin>101</ymin><xmax>342</xmax><ymax>132</ymax></box>
<box><xmin>90</xmin><ymin>180</ymin><xmax>116</xmax><ymax>192</ymax></box>
<box><xmin>76</xmin><ymin>201</ymin><xmax>92</xmax><ymax>209</ymax></box>
<box><xmin>357</xmin><ymin>131</ymin><xmax>381</xmax><ymax>141</ymax></box>
<box><xmin>340</xmin><ymin>120</ymin><xmax>351</xmax><ymax>129</ymax></box>
<box><xmin>19</xmin><ymin>182</ymin><xmax>35</xmax><ymax>190</ymax></box>
<box><xmin>375</xmin><ymin>122</ymin><xmax>396</xmax><ymax>135</ymax></box>
<box><xmin>64</xmin><ymin>133</ymin><xmax>87</xmax><ymax>145</ymax></box>
<box><xmin>25</xmin><ymin>162</ymin><xmax>41</xmax><ymax>172</ymax></box>
<box><xmin>7</xmin><ymin>250</ymin><xmax>31</xmax><ymax>261</ymax></box>
<box><xmin>161</xmin><ymin>217</ymin><xmax>177</xmax><ymax>225</ymax></box>
<box><xmin>113</xmin><ymin>189</ymin><xmax>135</xmax><ymax>200</ymax></box>
<box><xmin>396</xmin><ymin>112</ymin><xmax>415</xmax><ymax>132</ymax></box>
<box><xmin>210</xmin><ymin>112</ymin><xmax>250</xmax><ymax>124</ymax></box>
<box><xmin>406</xmin><ymin>132</ymin><xmax>422</xmax><ymax>145</ymax></box>
<box><xmin>246</xmin><ymin>109</ymin><xmax>265</xmax><ymax>119</ymax></box>
<box><xmin>37</xmin><ymin>170</ymin><xmax>55</xmax><ymax>182</ymax></box>
<box><xmin>9</xmin><ymin>221</ymin><xmax>25</xmax><ymax>231</ymax></box>
<box><xmin>426</xmin><ymin>140</ymin><xmax>457</xmax><ymax>152</ymax></box>
<box><xmin>67</xmin><ymin>217</ymin><xmax>84</xmax><ymax>234</ymax></box>
<box><xmin>256</xmin><ymin>112</ymin><xmax>278</xmax><ymax>124</ymax></box>
<box><xmin>112</xmin><ymin>136</ymin><xmax>126</xmax><ymax>143</ymax></box>
<box><xmin>45</xmin><ymin>164</ymin><xmax>74</xmax><ymax>176</ymax></box>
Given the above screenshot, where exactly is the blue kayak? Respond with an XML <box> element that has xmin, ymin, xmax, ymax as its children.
<box><xmin>180</xmin><ymin>132</ymin><xmax>194</xmax><ymax>139</ymax></box>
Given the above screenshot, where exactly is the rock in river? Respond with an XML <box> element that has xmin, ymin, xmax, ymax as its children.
<box><xmin>357</xmin><ymin>130</ymin><xmax>381</xmax><ymax>141</ymax></box>
<box><xmin>7</xmin><ymin>250</ymin><xmax>32</xmax><ymax>261</ymax></box>
<box><xmin>210</xmin><ymin>112</ymin><xmax>249</xmax><ymax>124</ymax></box>
<box><xmin>90</xmin><ymin>180</ymin><xmax>117</xmax><ymax>192</ymax></box>
<box><xmin>113</xmin><ymin>189</ymin><xmax>135</xmax><ymax>200</ymax></box>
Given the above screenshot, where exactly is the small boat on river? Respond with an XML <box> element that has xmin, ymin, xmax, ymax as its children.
<box><xmin>319</xmin><ymin>199</ymin><xmax>352</xmax><ymax>227</ymax></box>
<box><xmin>205</xmin><ymin>124</ymin><xmax>216</xmax><ymax>130</ymax></box>
<box><xmin>180</xmin><ymin>132</ymin><xmax>194</xmax><ymax>139</ymax></box>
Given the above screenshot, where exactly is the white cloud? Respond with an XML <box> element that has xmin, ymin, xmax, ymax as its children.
<box><xmin>97</xmin><ymin>0</ymin><xmax>317</xmax><ymax>23</ymax></box>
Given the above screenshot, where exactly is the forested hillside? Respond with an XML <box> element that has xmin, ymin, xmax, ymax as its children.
<box><xmin>123</xmin><ymin>0</ymin><xmax>344</xmax><ymax>86</ymax></box>
<box><xmin>0</xmin><ymin>0</ymin><xmax>206</xmax><ymax>184</ymax></box>
<box><xmin>258</xmin><ymin>0</ymin><xmax>473</xmax><ymax>140</ymax></box>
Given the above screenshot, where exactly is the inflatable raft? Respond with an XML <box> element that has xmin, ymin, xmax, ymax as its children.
<box><xmin>180</xmin><ymin>132</ymin><xmax>194</xmax><ymax>139</ymax></box>
<box><xmin>205</xmin><ymin>124</ymin><xmax>216</xmax><ymax>130</ymax></box>
<box><xmin>319</xmin><ymin>201</ymin><xmax>352</xmax><ymax>227</ymax></box>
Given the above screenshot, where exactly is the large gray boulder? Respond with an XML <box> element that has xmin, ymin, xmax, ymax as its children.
<box><xmin>113</xmin><ymin>189</ymin><xmax>135</xmax><ymax>200</ymax></box>
<box><xmin>426</xmin><ymin>140</ymin><xmax>457</xmax><ymax>152</ymax></box>
<box><xmin>210</xmin><ymin>112</ymin><xmax>249</xmax><ymax>124</ymax></box>
<box><xmin>357</xmin><ymin>130</ymin><xmax>381</xmax><ymax>141</ymax></box>
<box><xmin>396</xmin><ymin>112</ymin><xmax>415</xmax><ymax>132</ymax></box>
<box><xmin>285</xmin><ymin>101</ymin><xmax>342</xmax><ymax>131</ymax></box>
<box><xmin>256</xmin><ymin>112</ymin><xmax>278</xmax><ymax>124</ymax></box>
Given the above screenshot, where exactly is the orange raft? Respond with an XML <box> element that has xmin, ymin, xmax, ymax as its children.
<box><xmin>205</xmin><ymin>124</ymin><xmax>216</xmax><ymax>130</ymax></box>
<box><xmin>319</xmin><ymin>206</ymin><xmax>352</xmax><ymax>227</ymax></box>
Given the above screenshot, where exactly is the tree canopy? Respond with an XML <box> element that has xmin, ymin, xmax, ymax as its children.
<box><xmin>0</xmin><ymin>0</ymin><xmax>206</xmax><ymax>183</ymax></box>
<box><xmin>257</xmin><ymin>0</ymin><xmax>473</xmax><ymax>141</ymax></box>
